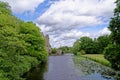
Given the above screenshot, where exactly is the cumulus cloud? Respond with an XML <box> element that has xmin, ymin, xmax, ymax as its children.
<box><xmin>98</xmin><ymin>27</ymin><xmax>111</xmax><ymax>36</ymax></box>
<box><xmin>0</xmin><ymin>0</ymin><xmax>44</xmax><ymax>13</ymax></box>
<box><xmin>90</xmin><ymin>27</ymin><xmax>111</xmax><ymax>38</ymax></box>
<box><xmin>1</xmin><ymin>0</ymin><xmax>114</xmax><ymax>47</ymax></box>
<box><xmin>49</xmin><ymin>29</ymin><xmax>90</xmax><ymax>48</ymax></box>
<box><xmin>36</xmin><ymin>0</ymin><xmax>115</xmax><ymax>47</ymax></box>
<box><xmin>36</xmin><ymin>0</ymin><xmax>115</xmax><ymax>28</ymax></box>
<box><xmin>50</xmin><ymin>27</ymin><xmax>111</xmax><ymax>48</ymax></box>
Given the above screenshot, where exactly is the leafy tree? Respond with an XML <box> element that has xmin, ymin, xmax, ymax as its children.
<box><xmin>59</xmin><ymin>46</ymin><xmax>72</xmax><ymax>53</ymax></box>
<box><xmin>0</xmin><ymin>1</ymin><xmax>11</xmax><ymax>15</ymax></box>
<box><xmin>78</xmin><ymin>37</ymin><xmax>96</xmax><ymax>54</ymax></box>
<box><xmin>73</xmin><ymin>35</ymin><xmax>111</xmax><ymax>55</ymax></box>
<box><xmin>73</xmin><ymin>40</ymin><xmax>80</xmax><ymax>55</ymax></box>
<box><xmin>97</xmin><ymin>35</ymin><xmax>111</xmax><ymax>54</ymax></box>
<box><xmin>0</xmin><ymin>1</ymin><xmax>48</xmax><ymax>79</ymax></box>
<box><xmin>104</xmin><ymin>0</ymin><xmax>120</xmax><ymax>70</ymax></box>
<box><xmin>73</xmin><ymin>36</ymin><xmax>98</xmax><ymax>55</ymax></box>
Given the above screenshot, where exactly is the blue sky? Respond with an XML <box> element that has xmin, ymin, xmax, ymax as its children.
<box><xmin>0</xmin><ymin>0</ymin><xmax>116</xmax><ymax>47</ymax></box>
<box><xmin>14</xmin><ymin>0</ymin><xmax>59</xmax><ymax>21</ymax></box>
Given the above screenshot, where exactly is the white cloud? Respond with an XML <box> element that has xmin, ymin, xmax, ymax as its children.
<box><xmin>47</xmin><ymin>27</ymin><xmax>111</xmax><ymax>48</ymax></box>
<box><xmin>36</xmin><ymin>0</ymin><xmax>115</xmax><ymax>47</ymax></box>
<box><xmin>1</xmin><ymin>0</ymin><xmax>114</xmax><ymax>47</ymax></box>
<box><xmin>98</xmin><ymin>27</ymin><xmax>111</xmax><ymax>36</ymax></box>
<box><xmin>36</xmin><ymin>0</ymin><xmax>115</xmax><ymax>27</ymax></box>
<box><xmin>0</xmin><ymin>0</ymin><xmax>44</xmax><ymax>13</ymax></box>
<box><xmin>47</xmin><ymin>29</ymin><xmax>90</xmax><ymax>48</ymax></box>
<box><xmin>60</xmin><ymin>30</ymin><xmax>90</xmax><ymax>39</ymax></box>
<box><xmin>90</xmin><ymin>27</ymin><xmax>111</xmax><ymax>38</ymax></box>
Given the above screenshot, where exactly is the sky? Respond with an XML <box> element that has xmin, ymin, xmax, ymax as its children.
<box><xmin>0</xmin><ymin>0</ymin><xmax>116</xmax><ymax>48</ymax></box>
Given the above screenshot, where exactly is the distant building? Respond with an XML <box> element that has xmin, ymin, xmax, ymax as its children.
<box><xmin>45</xmin><ymin>35</ymin><xmax>52</xmax><ymax>54</ymax></box>
<box><xmin>56</xmin><ymin>49</ymin><xmax>63</xmax><ymax>55</ymax></box>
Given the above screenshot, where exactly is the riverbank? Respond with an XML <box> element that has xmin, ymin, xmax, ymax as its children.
<box><xmin>81</xmin><ymin>54</ymin><xmax>111</xmax><ymax>67</ymax></box>
<box><xmin>74</xmin><ymin>55</ymin><xmax>120</xmax><ymax>79</ymax></box>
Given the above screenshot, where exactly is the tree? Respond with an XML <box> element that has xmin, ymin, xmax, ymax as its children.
<box><xmin>97</xmin><ymin>35</ymin><xmax>111</xmax><ymax>54</ymax></box>
<box><xmin>79</xmin><ymin>37</ymin><xmax>96</xmax><ymax>54</ymax></box>
<box><xmin>73</xmin><ymin>40</ymin><xmax>80</xmax><ymax>55</ymax></box>
<box><xmin>104</xmin><ymin>0</ymin><xmax>120</xmax><ymax>70</ymax></box>
<box><xmin>0</xmin><ymin>1</ymin><xmax>48</xmax><ymax>79</ymax></box>
<box><xmin>59</xmin><ymin>46</ymin><xmax>72</xmax><ymax>53</ymax></box>
<box><xmin>0</xmin><ymin>1</ymin><xmax>11</xmax><ymax>15</ymax></box>
<box><xmin>73</xmin><ymin>36</ymin><xmax>98</xmax><ymax>55</ymax></box>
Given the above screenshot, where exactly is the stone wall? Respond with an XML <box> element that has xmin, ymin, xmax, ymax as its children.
<box><xmin>45</xmin><ymin>35</ymin><xmax>52</xmax><ymax>54</ymax></box>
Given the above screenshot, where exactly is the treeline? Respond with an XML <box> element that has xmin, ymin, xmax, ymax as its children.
<box><xmin>51</xmin><ymin>46</ymin><xmax>72</xmax><ymax>54</ymax></box>
<box><xmin>0</xmin><ymin>1</ymin><xmax>48</xmax><ymax>80</ymax></box>
<box><xmin>73</xmin><ymin>35</ymin><xmax>111</xmax><ymax>55</ymax></box>
<box><xmin>59</xmin><ymin>46</ymin><xmax>72</xmax><ymax>53</ymax></box>
<box><xmin>73</xmin><ymin>0</ymin><xmax>120</xmax><ymax>70</ymax></box>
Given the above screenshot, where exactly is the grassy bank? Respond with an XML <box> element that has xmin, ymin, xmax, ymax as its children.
<box><xmin>81</xmin><ymin>54</ymin><xmax>111</xmax><ymax>67</ymax></box>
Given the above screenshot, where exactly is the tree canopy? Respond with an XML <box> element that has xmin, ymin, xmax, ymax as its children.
<box><xmin>104</xmin><ymin>0</ymin><xmax>120</xmax><ymax>70</ymax></box>
<box><xmin>73</xmin><ymin>35</ymin><xmax>110</xmax><ymax>55</ymax></box>
<box><xmin>0</xmin><ymin>1</ymin><xmax>48</xmax><ymax>80</ymax></box>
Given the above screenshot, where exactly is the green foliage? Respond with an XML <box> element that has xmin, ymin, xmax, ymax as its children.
<box><xmin>51</xmin><ymin>48</ymin><xmax>57</xmax><ymax>54</ymax></box>
<box><xmin>0</xmin><ymin>1</ymin><xmax>11</xmax><ymax>15</ymax></box>
<box><xmin>79</xmin><ymin>50</ymin><xmax>86</xmax><ymax>55</ymax></box>
<box><xmin>82</xmin><ymin>54</ymin><xmax>111</xmax><ymax>67</ymax></box>
<box><xmin>73</xmin><ymin>35</ymin><xmax>111</xmax><ymax>55</ymax></box>
<box><xmin>0</xmin><ymin>1</ymin><xmax>48</xmax><ymax>79</ymax></box>
<box><xmin>73</xmin><ymin>40</ymin><xmax>80</xmax><ymax>55</ymax></box>
<box><xmin>73</xmin><ymin>36</ymin><xmax>99</xmax><ymax>54</ymax></box>
<box><xmin>72</xmin><ymin>40</ymin><xmax>79</xmax><ymax>55</ymax></box>
<box><xmin>104</xmin><ymin>44</ymin><xmax>120</xmax><ymax>70</ymax></box>
<box><xmin>104</xmin><ymin>0</ymin><xmax>120</xmax><ymax>70</ymax></box>
<box><xmin>96</xmin><ymin>35</ymin><xmax>111</xmax><ymax>54</ymax></box>
<box><xmin>0</xmin><ymin>70</ymin><xmax>9</xmax><ymax>80</ymax></box>
<box><xmin>109</xmin><ymin>0</ymin><xmax>120</xmax><ymax>44</ymax></box>
<box><xmin>75</xmin><ymin>50</ymin><xmax>86</xmax><ymax>56</ymax></box>
<box><xmin>59</xmin><ymin>46</ymin><xmax>72</xmax><ymax>53</ymax></box>
<box><xmin>79</xmin><ymin>37</ymin><xmax>97</xmax><ymax>54</ymax></box>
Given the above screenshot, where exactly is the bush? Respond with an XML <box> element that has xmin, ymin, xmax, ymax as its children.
<box><xmin>80</xmin><ymin>50</ymin><xmax>86</xmax><ymax>55</ymax></box>
<box><xmin>76</xmin><ymin>50</ymin><xmax>86</xmax><ymax>56</ymax></box>
<box><xmin>51</xmin><ymin>48</ymin><xmax>57</xmax><ymax>54</ymax></box>
<box><xmin>104</xmin><ymin>44</ymin><xmax>120</xmax><ymax>70</ymax></box>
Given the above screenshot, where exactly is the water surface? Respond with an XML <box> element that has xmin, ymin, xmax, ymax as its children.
<box><xmin>25</xmin><ymin>54</ymin><xmax>120</xmax><ymax>80</ymax></box>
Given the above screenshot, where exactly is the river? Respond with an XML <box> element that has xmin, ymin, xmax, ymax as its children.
<box><xmin>24</xmin><ymin>54</ymin><xmax>120</xmax><ymax>80</ymax></box>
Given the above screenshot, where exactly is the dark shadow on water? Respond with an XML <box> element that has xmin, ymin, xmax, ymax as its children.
<box><xmin>23</xmin><ymin>63</ymin><xmax>48</xmax><ymax>80</ymax></box>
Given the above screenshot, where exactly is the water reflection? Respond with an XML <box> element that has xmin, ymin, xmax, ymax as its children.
<box><xmin>44</xmin><ymin>54</ymin><xmax>79</xmax><ymax>80</ymax></box>
<box><xmin>24</xmin><ymin>63</ymin><xmax>47</xmax><ymax>80</ymax></box>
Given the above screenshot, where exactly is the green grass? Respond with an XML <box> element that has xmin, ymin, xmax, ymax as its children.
<box><xmin>74</xmin><ymin>56</ymin><xmax>84</xmax><ymax>62</ymax></box>
<box><xmin>81</xmin><ymin>54</ymin><xmax>111</xmax><ymax>67</ymax></box>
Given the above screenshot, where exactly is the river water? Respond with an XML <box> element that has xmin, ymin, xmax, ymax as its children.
<box><xmin>25</xmin><ymin>54</ymin><xmax>120</xmax><ymax>80</ymax></box>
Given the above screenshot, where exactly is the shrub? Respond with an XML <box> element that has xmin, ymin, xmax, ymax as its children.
<box><xmin>77</xmin><ymin>50</ymin><xmax>86</xmax><ymax>56</ymax></box>
<box><xmin>80</xmin><ymin>50</ymin><xmax>86</xmax><ymax>55</ymax></box>
<box><xmin>104</xmin><ymin>44</ymin><xmax>120</xmax><ymax>70</ymax></box>
<box><xmin>51</xmin><ymin>48</ymin><xmax>57</xmax><ymax>54</ymax></box>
